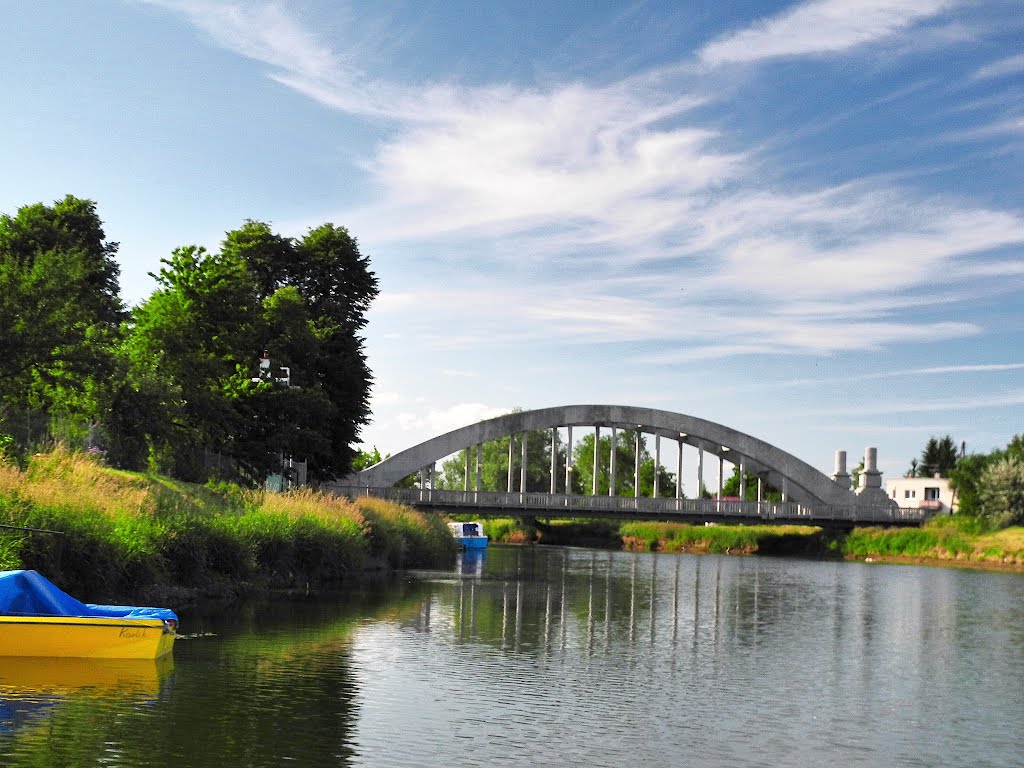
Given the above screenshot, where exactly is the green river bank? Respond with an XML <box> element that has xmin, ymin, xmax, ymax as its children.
<box><xmin>0</xmin><ymin>449</ymin><xmax>456</xmax><ymax>605</ymax></box>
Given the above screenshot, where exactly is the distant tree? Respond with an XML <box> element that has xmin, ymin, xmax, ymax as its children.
<box><xmin>851</xmin><ymin>459</ymin><xmax>865</xmax><ymax>489</ymax></box>
<box><xmin>918</xmin><ymin>435</ymin><xmax>958</xmax><ymax>477</ymax></box>
<box><xmin>977</xmin><ymin>457</ymin><xmax>1024</xmax><ymax>528</ymax></box>
<box><xmin>352</xmin><ymin>447</ymin><xmax>383</xmax><ymax>471</ymax></box>
<box><xmin>907</xmin><ymin>458</ymin><xmax>918</xmax><ymax>478</ymax></box>
<box><xmin>571</xmin><ymin>430</ymin><xmax>676</xmax><ymax>497</ymax></box>
<box><xmin>437</xmin><ymin>426</ymin><xmax>566</xmax><ymax>492</ymax></box>
<box><xmin>951</xmin><ymin>435</ymin><xmax>1024</xmax><ymax>517</ymax></box>
<box><xmin>720</xmin><ymin>465</ymin><xmax>781</xmax><ymax>502</ymax></box>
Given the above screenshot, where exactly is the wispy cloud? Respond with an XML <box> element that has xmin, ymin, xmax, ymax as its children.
<box><xmin>719</xmin><ymin>363</ymin><xmax>1024</xmax><ymax>393</ymax></box>
<box><xmin>973</xmin><ymin>53</ymin><xmax>1024</xmax><ymax>80</ymax></box>
<box><xmin>138</xmin><ymin>0</ymin><xmax>340</xmax><ymax>81</ymax></box>
<box><xmin>143</xmin><ymin>0</ymin><xmax>1024</xmax><ymax>364</ymax></box>
<box><xmin>810</xmin><ymin>389</ymin><xmax>1024</xmax><ymax>416</ymax></box>
<box><xmin>698</xmin><ymin>0</ymin><xmax>957</xmax><ymax>67</ymax></box>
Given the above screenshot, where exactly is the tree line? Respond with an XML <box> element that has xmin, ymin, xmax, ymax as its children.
<box><xmin>0</xmin><ymin>195</ymin><xmax>377</xmax><ymax>484</ymax></box>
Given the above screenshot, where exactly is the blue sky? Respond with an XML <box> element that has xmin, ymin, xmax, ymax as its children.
<box><xmin>3</xmin><ymin>0</ymin><xmax>1023</xmax><ymax>486</ymax></box>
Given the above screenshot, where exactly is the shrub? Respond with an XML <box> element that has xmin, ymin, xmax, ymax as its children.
<box><xmin>977</xmin><ymin>457</ymin><xmax>1024</xmax><ymax>529</ymax></box>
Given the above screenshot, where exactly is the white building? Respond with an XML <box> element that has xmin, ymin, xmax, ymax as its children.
<box><xmin>885</xmin><ymin>475</ymin><xmax>957</xmax><ymax>513</ymax></box>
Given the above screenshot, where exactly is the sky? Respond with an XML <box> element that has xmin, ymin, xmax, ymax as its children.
<box><xmin>3</xmin><ymin>0</ymin><xmax>1023</xmax><ymax>487</ymax></box>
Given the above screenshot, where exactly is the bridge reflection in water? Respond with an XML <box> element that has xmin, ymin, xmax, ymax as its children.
<box><xmin>332</xmin><ymin>485</ymin><xmax>926</xmax><ymax>528</ymax></box>
<box><xmin>402</xmin><ymin>546</ymin><xmax>868</xmax><ymax>659</ymax></box>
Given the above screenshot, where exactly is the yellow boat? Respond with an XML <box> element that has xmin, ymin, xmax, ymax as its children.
<box><xmin>0</xmin><ymin>570</ymin><xmax>178</xmax><ymax>660</ymax></box>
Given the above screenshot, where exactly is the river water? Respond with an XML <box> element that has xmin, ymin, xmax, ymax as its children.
<box><xmin>1</xmin><ymin>546</ymin><xmax>1023</xmax><ymax>767</ymax></box>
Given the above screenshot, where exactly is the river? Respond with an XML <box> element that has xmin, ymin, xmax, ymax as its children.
<box><xmin>1</xmin><ymin>546</ymin><xmax>1023</xmax><ymax>767</ymax></box>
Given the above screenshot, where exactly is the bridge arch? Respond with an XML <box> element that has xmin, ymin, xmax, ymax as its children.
<box><xmin>342</xmin><ymin>405</ymin><xmax>878</xmax><ymax>509</ymax></box>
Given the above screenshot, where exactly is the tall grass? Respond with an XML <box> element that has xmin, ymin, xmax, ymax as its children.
<box><xmin>619</xmin><ymin>521</ymin><xmax>823</xmax><ymax>555</ymax></box>
<box><xmin>0</xmin><ymin>448</ymin><xmax>456</xmax><ymax>601</ymax></box>
<box><xmin>841</xmin><ymin>515</ymin><xmax>1024</xmax><ymax>564</ymax></box>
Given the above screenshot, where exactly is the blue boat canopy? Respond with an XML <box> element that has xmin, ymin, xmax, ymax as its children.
<box><xmin>0</xmin><ymin>570</ymin><xmax>177</xmax><ymax>622</ymax></box>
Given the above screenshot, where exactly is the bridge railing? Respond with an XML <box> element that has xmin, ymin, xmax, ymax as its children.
<box><xmin>330</xmin><ymin>486</ymin><xmax>928</xmax><ymax>524</ymax></box>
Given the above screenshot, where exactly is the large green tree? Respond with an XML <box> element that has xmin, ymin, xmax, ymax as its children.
<box><xmin>122</xmin><ymin>221</ymin><xmax>377</xmax><ymax>482</ymax></box>
<box><xmin>0</xmin><ymin>196</ymin><xmax>124</xmax><ymax>446</ymax></box>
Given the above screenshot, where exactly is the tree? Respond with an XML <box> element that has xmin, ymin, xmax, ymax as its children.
<box><xmin>918</xmin><ymin>435</ymin><xmax>958</xmax><ymax>477</ymax></box>
<box><xmin>977</xmin><ymin>457</ymin><xmax>1024</xmax><ymax>528</ymax></box>
<box><xmin>851</xmin><ymin>459</ymin><xmax>864</xmax><ymax>489</ymax></box>
<box><xmin>570</xmin><ymin>430</ymin><xmax>676</xmax><ymax>497</ymax></box>
<box><xmin>121</xmin><ymin>221</ymin><xmax>378</xmax><ymax>483</ymax></box>
<box><xmin>436</xmin><ymin>427</ymin><xmax>566</xmax><ymax>492</ymax></box>
<box><xmin>950</xmin><ymin>435</ymin><xmax>1024</xmax><ymax>517</ymax></box>
<box><xmin>949</xmin><ymin>453</ymin><xmax>994</xmax><ymax>517</ymax></box>
<box><xmin>720</xmin><ymin>465</ymin><xmax>781</xmax><ymax>502</ymax></box>
<box><xmin>0</xmin><ymin>196</ymin><xmax>124</xmax><ymax>445</ymax></box>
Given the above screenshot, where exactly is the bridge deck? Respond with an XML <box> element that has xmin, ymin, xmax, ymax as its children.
<box><xmin>331</xmin><ymin>487</ymin><xmax>926</xmax><ymax>528</ymax></box>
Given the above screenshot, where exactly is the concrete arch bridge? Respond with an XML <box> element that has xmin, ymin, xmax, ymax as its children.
<box><xmin>330</xmin><ymin>405</ymin><xmax>924</xmax><ymax>528</ymax></box>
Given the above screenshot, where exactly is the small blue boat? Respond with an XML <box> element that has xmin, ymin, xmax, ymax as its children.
<box><xmin>448</xmin><ymin>521</ymin><xmax>488</xmax><ymax>550</ymax></box>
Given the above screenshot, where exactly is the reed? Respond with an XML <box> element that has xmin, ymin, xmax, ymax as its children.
<box><xmin>0</xmin><ymin>449</ymin><xmax>455</xmax><ymax>600</ymax></box>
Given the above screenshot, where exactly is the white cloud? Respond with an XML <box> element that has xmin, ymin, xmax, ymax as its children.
<box><xmin>698</xmin><ymin>0</ymin><xmax>957</xmax><ymax>67</ymax></box>
<box><xmin>396</xmin><ymin>403</ymin><xmax>510</xmax><ymax>434</ymax></box>
<box><xmin>973</xmin><ymin>53</ymin><xmax>1024</xmax><ymax>80</ymax></box>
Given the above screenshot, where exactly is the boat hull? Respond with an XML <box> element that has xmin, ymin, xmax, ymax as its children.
<box><xmin>455</xmin><ymin>536</ymin><xmax>489</xmax><ymax>550</ymax></box>
<box><xmin>0</xmin><ymin>616</ymin><xmax>176</xmax><ymax>659</ymax></box>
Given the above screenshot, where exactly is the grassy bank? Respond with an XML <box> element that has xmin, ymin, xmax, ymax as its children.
<box><xmin>843</xmin><ymin>517</ymin><xmax>1024</xmax><ymax>567</ymax></box>
<box><xmin>478</xmin><ymin>515</ymin><xmax>1024</xmax><ymax>569</ymax></box>
<box><xmin>0</xmin><ymin>449</ymin><xmax>456</xmax><ymax>603</ymax></box>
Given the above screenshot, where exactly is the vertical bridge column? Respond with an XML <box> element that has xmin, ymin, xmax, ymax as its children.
<box><xmin>677</xmin><ymin>436</ymin><xmax>684</xmax><ymax>500</ymax></box>
<box><xmin>476</xmin><ymin>443</ymin><xmax>482</xmax><ymax>495</ymax></box>
<box><xmin>520</xmin><ymin>432</ymin><xmax>528</xmax><ymax>495</ymax></box>
<box><xmin>717</xmin><ymin>454</ymin><xmax>724</xmax><ymax>508</ymax></box>
<box><xmin>592</xmin><ymin>426</ymin><xmax>600</xmax><ymax>496</ymax></box>
<box><xmin>653</xmin><ymin>435</ymin><xmax>662</xmax><ymax>497</ymax></box>
<box><xmin>697</xmin><ymin>441</ymin><xmax>704</xmax><ymax>499</ymax></box>
<box><xmin>507</xmin><ymin>435</ymin><xmax>514</xmax><ymax>492</ymax></box>
<box><xmin>565</xmin><ymin>426</ymin><xmax>573</xmax><ymax>495</ymax></box>
<box><xmin>550</xmin><ymin>428</ymin><xmax>557</xmax><ymax>494</ymax></box>
<box><xmin>609</xmin><ymin>427</ymin><xmax>617</xmax><ymax>496</ymax></box>
<box><xmin>634</xmin><ymin>429</ymin><xmax>641</xmax><ymax>499</ymax></box>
